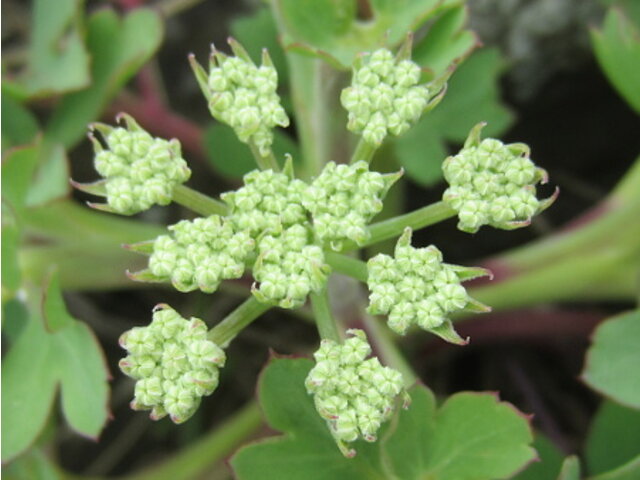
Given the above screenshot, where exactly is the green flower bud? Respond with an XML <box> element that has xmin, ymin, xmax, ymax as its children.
<box><xmin>191</xmin><ymin>40</ymin><xmax>289</xmax><ymax>155</ymax></box>
<box><xmin>367</xmin><ymin>228</ymin><xmax>489</xmax><ymax>342</ymax></box>
<box><xmin>85</xmin><ymin>114</ymin><xmax>191</xmax><ymax>215</ymax></box>
<box><xmin>119</xmin><ymin>305</ymin><xmax>226</xmax><ymax>424</ymax></box>
<box><xmin>442</xmin><ymin>123</ymin><xmax>557</xmax><ymax>233</ymax></box>
<box><xmin>305</xmin><ymin>329</ymin><xmax>406</xmax><ymax>455</ymax></box>
<box><xmin>303</xmin><ymin>161</ymin><xmax>400</xmax><ymax>250</ymax></box>
<box><xmin>341</xmin><ymin>47</ymin><xmax>435</xmax><ymax>145</ymax></box>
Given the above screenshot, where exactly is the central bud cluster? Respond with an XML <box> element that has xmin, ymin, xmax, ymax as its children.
<box><xmin>253</xmin><ymin>224</ymin><xmax>330</xmax><ymax>308</ymax></box>
<box><xmin>144</xmin><ymin>159</ymin><xmax>397</xmax><ymax>308</ymax></box>
<box><xmin>89</xmin><ymin>114</ymin><xmax>191</xmax><ymax>215</ymax></box>
<box><xmin>119</xmin><ymin>305</ymin><xmax>226</xmax><ymax>424</ymax></box>
<box><xmin>302</xmin><ymin>161</ymin><xmax>401</xmax><ymax>250</ymax></box>
<box><xmin>305</xmin><ymin>329</ymin><xmax>405</xmax><ymax>456</ymax></box>
<box><xmin>341</xmin><ymin>48</ymin><xmax>430</xmax><ymax>145</ymax></box>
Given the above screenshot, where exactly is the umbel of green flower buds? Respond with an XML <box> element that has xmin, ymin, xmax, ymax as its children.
<box><xmin>119</xmin><ymin>305</ymin><xmax>225</xmax><ymax>424</ymax></box>
<box><xmin>85</xmin><ymin>113</ymin><xmax>191</xmax><ymax>215</ymax></box>
<box><xmin>367</xmin><ymin>228</ymin><xmax>491</xmax><ymax>344</ymax></box>
<box><xmin>252</xmin><ymin>224</ymin><xmax>330</xmax><ymax>308</ymax></box>
<box><xmin>190</xmin><ymin>38</ymin><xmax>289</xmax><ymax>156</ymax></box>
<box><xmin>148</xmin><ymin>215</ymin><xmax>254</xmax><ymax>293</ymax></box>
<box><xmin>443</xmin><ymin>123</ymin><xmax>558</xmax><ymax>233</ymax></box>
<box><xmin>302</xmin><ymin>161</ymin><xmax>401</xmax><ymax>250</ymax></box>
<box><xmin>305</xmin><ymin>329</ymin><xmax>407</xmax><ymax>457</ymax></box>
<box><xmin>221</xmin><ymin>161</ymin><xmax>308</xmax><ymax>235</ymax></box>
<box><xmin>341</xmin><ymin>47</ymin><xmax>432</xmax><ymax>146</ymax></box>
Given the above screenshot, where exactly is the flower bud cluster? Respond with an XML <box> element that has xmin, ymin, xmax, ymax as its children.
<box><xmin>90</xmin><ymin>114</ymin><xmax>190</xmax><ymax>215</ymax></box>
<box><xmin>442</xmin><ymin>126</ymin><xmax>551</xmax><ymax>233</ymax></box>
<box><xmin>119</xmin><ymin>305</ymin><xmax>225</xmax><ymax>424</ymax></box>
<box><xmin>205</xmin><ymin>49</ymin><xmax>289</xmax><ymax>155</ymax></box>
<box><xmin>305</xmin><ymin>329</ymin><xmax>404</xmax><ymax>454</ymax></box>
<box><xmin>341</xmin><ymin>48</ymin><xmax>430</xmax><ymax>145</ymax></box>
<box><xmin>148</xmin><ymin>215</ymin><xmax>254</xmax><ymax>293</ymax></box>
<box><xmin>302</xmin><ymin>161</ymin><xmax>400</xmax><ymax>250</ymax></box>
<box><xmin>222</xmin><ymin>168</ymin><xmax>308</xmax><ymax>235</ymax></box>
<box><xmin>252</xmin><ymin>224</ymin><xmax>330</xmax><ymax>308</ymax></box>
<box><xmin>367</xmin><ymin>229</ymin><xmax>472</xmax><ymax>335</ymax></box>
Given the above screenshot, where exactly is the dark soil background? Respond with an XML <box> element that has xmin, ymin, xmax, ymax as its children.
<box><xmin>7</xmin><ymin>0</ymin><xmax>639</xmax><ymax>477</ymax></box>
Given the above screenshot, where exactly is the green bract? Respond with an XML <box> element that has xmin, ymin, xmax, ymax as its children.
<box><xmin>148</xmin><ymin>215</ymin><xmax>254</xmax><ymax>293</ymax></box>
<box><xmin>119</xmin><ymin>304</ymin><xmax>225</xmax><ymax>424</ymax></box>
<box><xmin>442</xmin><ymin>123</ymin><xmax>558</xmax><ymax>233</ymax></box>
<box><xmin>303</xmin><ymin>161</ymin><xmax>401</xmax><ymax>250</ymax></box>
<box><xmin>367</xmin><ymin>228</ymin><xmax>490</xmax><ymax>343</ymax></box>
<box><xmin>341</xmin><ymin>48</ymin><xmax>431</xmax><ymax>146</ymax></box>
<box><xmin>88</xmin><ymin>113</ymin><xmax>190</xmax><ymax>215</ymax></box>
<box><xmin>305</xmin><ymin>329</ymin><xmax>406</xmax><ymax>457</ymax></box>
<box><xmin>190</xmin><ymin>39</ymin><xmax>289</xmax><ymax>156</ymax></box>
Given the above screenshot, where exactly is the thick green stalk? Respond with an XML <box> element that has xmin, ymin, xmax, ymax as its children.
<box><xmin>248</xmin><ymin>141</ymin><xmax>280</xmax><ymax>171</ymax></box>
<box><xmin>172</xmin><ymin>185</ymin><xmax>228</xmax><ymax>217</ymax></box>
<box><xmin>286</xmin><ymin>55</ymin><xmax>330</xmax><ymax>177</ymax></box>
<box><xmin>325</xmin><ymin>252</ymin><xmax>368</xmax><ymax>283</ymax></box>
<box><xmin>310</xmin><ymin>288</ymin><xmax>343</xmax><ymax>343</ymax></box>
<box><xmin>469</xmin><ymin>246</ymin><xmax>635</xmax><ymax>314</ymax></box>
<box><xmin>126</xmin><ymin>402</ymin><xmax>262</xmax><ymax>480</ymax></box>
<box><xmin>208</xmin><ymin>297</ymin><xmax>270</xmax><ymax>345</ymax></box>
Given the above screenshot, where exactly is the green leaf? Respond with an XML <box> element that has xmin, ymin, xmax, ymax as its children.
<box><xmin>412</xmin><ymin>5</ymin><xmax>478</xmax><ymax>80</ymax></box>
<box><xmin>231</xmin><ymin>8</ymin><xmax>288</xmax><ymax>83</ymax></box>
<box><xmin>44</xmin><ymin>8</ymin><xmax>163</xmax><ymax>148</ymax></box>
<box><xmin>1</xmin><ymin>141</ymin><xmax>70</xmax><ymax>211</ymax></box>
<box><xmin>6</xmin><ymin>0</ymin><xmax>90</xmax><ymax>99</ymax></box>
<box><xmin>589</xmin><ymin>456</ymin><xmax>640</xmax><ymax>480</ymax></box>
<box><xmin>1</xmin><ymin>90</ymin><xmax>40</xmax><ymax>149</ymax></box>
<box><xmin>2</xmin><ymin>206</ymin><xmax>22</xmax><ymax>292</ymax></box>
<box><xmin>1</xmin><ymin>292</ymin><xmax>110</xmax><ymax>462</ymax></box>
<box><xmin>582</xmin><ymin>309</ymin><xmax>640</xmax><ymax>409</ymax></box>
<box><xmin>42</xmin><ymin>270</ymin><xmax>74</xmax><ymax>332</ymax></box>
<box><xmin>591</xmin><ymin>8</ymin><xmax>640</xmax><ymax>114</ymax></box>
<box><xmin>1</xmin><ymin>145</ymin><xmax>41</xmax><ymax>212</ymax></box>
<box><xmin>204</xmin><ymin>123</ymin><xmax>300</xmax><ymax>180</ymax></box>
<box><xmin>557</xmin><ymin>456</ymin><xmax>581</xmax><ymax>480</ymax></box>
<box><xmin>231</xmin><ymin>357</ymin><xmax>535</xmax><ymax>480</ymax></box>
<box><xmin>386</xmin><ymin>389</ymin><xmax>536</xmax><ymax>479</ymax></box>
<box><xmin>392</xmin><ymin>48</ymin><xmax>513</xmax><ymax>186</ymax></box>
<box><xmin>2</xmin><ymin>447</ymin><xmax>63</xmax><ymax>480</ymax></box>
<box><xmin>271</xmin><ymin>0</ymin><xmax>442</xmax><ymax>67</ymax></box>
<box><xmin>25</xmin><ymin>143</ymin><xmax>70</xmax><ymax>207</ymax></box>
<box><xmin>586</xmin><ymin>401</ymin><xmax>640</xmax><ymax>475</ymax></box>
<box><xmin>514</xmin><ymin>433</ymin><xmax>565</xmax><ymax>480</ymax></box>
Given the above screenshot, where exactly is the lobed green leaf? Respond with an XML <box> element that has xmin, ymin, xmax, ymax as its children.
<box><xmin>582</xmin><ymin>309</ymin><xmax>640</xmax><ymax>409</ymax></box>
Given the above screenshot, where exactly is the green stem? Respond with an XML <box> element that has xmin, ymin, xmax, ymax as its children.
<box><xmin>468</xmin><ymin>246</ymin><xmax>634</xmax><ymax>314</ymax></box>
<box><xmin>360</xmin><ymin>313</ymin><xmax>416</xmax><ymax>387</ymax></box>
<box><xmin>343</xmin><ymin>201</ymin><xmax>457</xmax><ymax>251</ymax></box>
<box><xmin>310</xmin><ymin>288</ymin><xmax>342</xmax><ymax>343</ymax></box>
<box><xmin>248</xmin><ymin>141</ymin><xmax>280</xmax><ymax>171</ymax></box>
<box><xmin>172</xmin><ymin>185</ymin><xmax>228</xmax><ymax>216</ymax></box>
<box><xmin>285</xmin><ymin>55</ymin><xmax>330</xmax><ymax>177</ymax></box>
<box><xmin>125</xmin><ymin>402</ymin><xmax>262</xmax><ymax>480</ymax></box>
<box><xmin>350</xmin><ymin>137</ymin><xmax>377</xmax><ymax>164</ymax></box>
<box><xmin>325</xmin><ymin>252</ymin><xmax>368</xmax><ymax>283</ymax></box>
<box><xmin>208</xmin><ymin>297</ymin><xmax>270</xmax><ymax>345</ymax></box>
